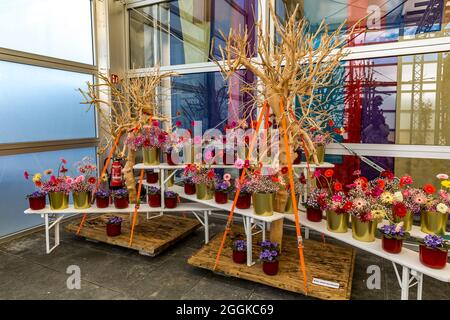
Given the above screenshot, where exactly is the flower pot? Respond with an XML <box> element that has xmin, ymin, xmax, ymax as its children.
<box><xmin>316</xmin><ymin>144</ymin><xmax>325</xmax><ymax>164</ymax></box>
<box><xmin>306</xmin><ymin>207</ymin><xmax>323</xmax><ymax>222</ymax></box>
<box><xmin>183</xmin><ymin>145</ymin><xmax>195</xmax><ymax>163</ymax></box>
<box><xmin>382</xmin><ymin>236</ymin><xmax>403</xmax><ymax>254</ymax></box>
<box><xmin>419</xmin><ymin>245</ymin><xmax>448</xmax><ymax>269</ymax></box>
<box><xmin>215</xmin><ymin>191</ymin><xmax>228</xmax><ymax>204</ymax></box>
<box><xmin>143</xmin><ymin>147</ymin><xmax>160</xmax><ymax>165</ymax></box>
<box><xmin>262</xmin><ymin>260</ymin><xmax>279</xmax><ymax>276</ymax></box>
<box><xmin>96</xmin><ymin>196</ymin><xmax>109</xmax><ymax>209</ymax></box>
<box><xmin>166</xmin><ymin>151</ymin><xmax>178</xmax><ymax>165</ymax></box>
<box><xmin>236</xmin><ymin>193</ymin><xmax>251</xmax><ymax>209</ymax></box>
<box><xmin>148</xmin><ymin>193</ymin><xmax>161</xmax><ymax>207</ymax></box>
<box><xmin>73</xmin><ymin>191</ymin><xmax>92</xmax><ymax>209</ymax></box>
<box><xmin>114</xmin><ymin>197</ymin><xmax>129</xmax><ymax>209</ymax></box>
<box><xmin>394</xmin><ymin>210</ymin><xmax>414</xmax><ymax>232</ymax></box>
<box><xmin>29</xmin><ymin>195</ymin><xmax>46</xmax><ymax>210</ymax></box>
<box><xmin>106</xmin><ymin>223</ymin><xmax>121</xmax><ymax>237</ymax></box>
<box><xmin>146</xmin><ymin>170</ymin><xmax>159</xmax><ymax>184</ymax></box>
<box><xmin>232</xmin><ymin>250</ymin><xmax>246</xmax><ymax>264</ymax></box>
<box><xmin>351</xmin><ymin>217</ymin><xmax>377</xmax><ymax>242</ymax></box>
<box><xmin>284</xmin><ymin>194</ymin><xmax>300</xmax><ymax>214</ymax></box>
<box><xmin>184</xmin><ymin>182</ymin><xmax>196</xmax><ymax>195</ymax></box>
<box><xmin>196</xmin><ymin>183</ymin><xmax>214</xmax><ymax>200</ymax></box>
<box><xmin>420</xmin><ymin>211</ymin><xmax>448</xmax><ymax>235</ymax></box>
<box><xmin>293</xmin><ymin>148</ymin><xmax>302</xmax><ymax>165</ymax></box>
<box><xmin>48</xmin><ymin>192</ymin><xmax>69</xmax><ymax>210</ymax></box>
<box><xmin>326</xmin><ymin>211</ymin><xmax>349</xmax><ymax>233</ymax></box>
<box><xmin>164</xmin><ymin>197</ymin><xmax>178</xmax><ymax>209</ymax></box>
<box><xmin>252</xmin><ymin>193</ymin><xmax>273</xmax><ymax>216</ymax></box>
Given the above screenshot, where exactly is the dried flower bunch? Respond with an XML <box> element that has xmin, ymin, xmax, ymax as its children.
<box><xmin>69</xmin><ymin>157</ymin><xmax>97</xmax><ymax>193</ymax></box>
<box><xmin>246</xmin><ymin>174</ymin><xmax>280</xmax><ymax>194</ymax></box>
<box><xmin>185</xmin><ymin>164</ymin><xmax>216</xmax><ymax>188</ymax></box>
<box><xmin>125</xmin><ymin>121</ymin><xmax>168</xmax><ymax>151</ymax></box>
<box><xmin>305</xmin><ymin>188</ymin><xmax>328</xmax><ymax>210</ymax></box>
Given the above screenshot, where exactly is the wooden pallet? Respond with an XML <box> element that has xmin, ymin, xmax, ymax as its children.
<box><xmin>188</xmin><ymin>231</ymin><xmax>356</xmax><ymax>300</ymax></box>
<box><xmin>65</xmin><ymin>213</ymin><xmax>201</xmax><ymax>256</ymax></box>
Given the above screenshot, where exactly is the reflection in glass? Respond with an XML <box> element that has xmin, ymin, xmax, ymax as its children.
<box><xmin>275</xmin><ymin>0</ymin><xmax>450</xmax><ymax>46</ymax></box>
<box><xmin>0</xmin><ymin>61</ymin><xmax>96</xmax><ymax>143</ymax></box>
<box><xmin>0</xmin><ymin>148</ymin><xmax>97</xmax><ymax>237</ymax></box>
<box><xmin>129</xmin><ymin>0</ymin><xmax>256</xmax><ymax>68</ymax></box>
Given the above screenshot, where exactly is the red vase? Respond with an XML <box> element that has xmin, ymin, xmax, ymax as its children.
<box><xmin>306</xmin><ymin>207</ymin><xmax>323</xmax><ymax>222</ymax></box>
<box><xmin>382</xmin><ymin>236</ymin><xmax>403</xmax><ymax>254</ymax></box>
<box><xmin>114</xmin><ymin>197</ymin><xmax>129</xmax><ymax>209</ymax></box>
<box><xmin>148</xmin><ymin>193</ymin><xmax>161</xmax><ymax>207</ymax></box>
<box><xmin>167</xmin><ymin>152</ymin><xmax>176</xmax><ymax>165</ymax></box>
<box><xmin>96</xmin><ymin>196</ymin><xmax>110</xmax><ymax>209</ymax></box>
<box><xmin>146</xmin><ymin>171</ymin><xmax>158</xmax><ymax>184</ymax></box>
<box><xmin>106</xmin><ymin>223</ymin><xmax>121</xmax><ymax>237</ymax></box>
<box><xmin>164</xmin><ymin>197</ymin><xmax>177</xmax><ymax>209</ymax></box>
<box><xmin>293</xmin><ymin>148</ymin><xmax>302</xmax><ymax>164</ymax></box>
<box><xmin>419</xmin><ymin>245</ymin><xmax>448</xmax><ymax>269</ymax></box>
<box><xmin>184</xmin><ymin>182</ymin><xmax>196</xmax><ymax>195</ymax></box>
<box><xmin>236</xmin><ymin>193</ymin><xmax>251</xmax><ymax>209</ymax></box>
<box><xmin>232</xmin><ymin>250</ymin><xmax>246</xmax><ymax>264</ymax></box>
<box><xmin>215</xmin><ymin>191</ymin><xmax>228</xmax><ymax>204</ymax></box>
<box><xmin>29</xmin><ymin>196</ymin><xmax>46</xmax><ymax>210</ymax></box>
<box><xmin>262</xmin><ymin>260</ymin><xmax>279</xmax><ymax>276</ymax></box>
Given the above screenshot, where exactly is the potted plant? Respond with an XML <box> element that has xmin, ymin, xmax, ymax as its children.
<box><xmin>190</xmin><ymin>165</ymin><xmax>215</xmax><ymax>200</ymax></box>
<box><xmin>214</xmin><ymin>174</ymin><xmax>233</xmax><ymax>204</ymax></box>
<box><xmin>39</xmin><ymin>158</ymin><xmax>71</xmax><ymax>210</ymax></box>
<box><xmin>247</xmin><ymin>174</ymin><xmax>280</xmax><ymax>216</ymax></box>
<box><xmin>235</xmin><ymin>179</ymin><xmax>252</xmax><ymax>209</ymax></box>
<box><xmin>106</xmin><ymin>216</ymin><xmax>123</xmax><ymax>237</ymax></box>
<box><xmin>419</xmin><ymin>235</ymin><xmax>449</xmax><ymax>269</ymax></box>
<box><xmin>112</xmin><ymin>188</ymin><xmax>129</xmax><ymax>209</ymax></box>
<box><xmin>146</xmin><ymin>169</ymin><xmax>159</xmax><ymax>184</ymax></box>
<box><xmin>181</xmin><ymin>165</ymin><xmax>196</xmax><ymax>195</ymax></box>
<box><xmin>325</xmin><ymin>191</ymin><xmax>351</xmax><ymax>233</ymax></box>
<box><xmin>304</xmin><ymin>188</ymin><xmax>327</xmax><ymax>222</ymax></box>
<box><xmin>419</xmin><ymin>175</ymin><xmax>450</xmax><ymax>235</ymax></box>
<box><xmin>232</xmin><ymin>239</ymin><xmax>247</xmax><ymax>264</ymax></box>
<box><xmin>259</xmin><ymin>241</ymin><xmax>280</xmax><ymax>276</ymax></box>
<box><xmin>126</xmin><ymin>122</ymin><xmax>167</xmax><ymax>165</ymax></box>
<box><xmin>69</xmin><ymin>157</ymin><xmax>97</xmax><ymax>209</ymax></box>
<box><xmin>380</xmin><ymin>223</ymin><xmax>408</xmax><ymax>254</ymax></box>
<box><xmin>95</xmin><ymin>189</ymin><xmax>110</xmax><ymax>208</ymax></box>
<box><xmin>164</xmin><ymin>191</ymin><xmax>179</xmax><ymax>208</ymax></box>
<box><xmin>26</xmin><ymin>190</ymin><xmax>47</xmax><ymax>210</ymax></box>
<box><xmin>147</xmin><ymin>186</ymin><xmax>161</xmax><ymax>207</ymax></box>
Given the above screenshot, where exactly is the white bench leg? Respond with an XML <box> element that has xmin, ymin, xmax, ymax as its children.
<box><xmin>262</xmin><ymin>222</ymin><xmax>266</xmax><ymax>242</ymax></box>
<box><xmin>304</xmin><ymin>227</ymin><xmax>310</xmax><ymax>240</ymax></box>
<box><xmin>401</xmin><ymin>266</ymin><xmax>410</xmax><ymax>300</ymax></box>
<box><xmin>204</xmin><ymin>210</ymin><xmax>210</xmax><ymax>244</ymax></box>
<box><xmin>243</xmin><ymin>216</ymin><xmax>254</xmax><ymax>266</ymax></box>
<box><xmin>43</xmin><ymin>214</ymin><xmax>64</xmax><ymax>254</ymax></box>
<box><xmin>416</xmin><ymin>272</ymin><xmax>423</xmax><ymax>300</ymax></box>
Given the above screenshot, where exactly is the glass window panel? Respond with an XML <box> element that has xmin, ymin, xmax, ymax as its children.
<box><xmin>275</xmin><ymin>0</ymin><xmax>450</xmax><ymax>46</ymax></box>
<box><xmin>171</xmin><ymin>71</ymin><xmax>255</xmax><ymax>132</ymax></box>
<box><xmin>129</xmin><ymin>0</ymin><xmax>257</xmax><ymax>69</ymax></box>
<box><xmin>322</xmin><ymin>52</ymin><xmax>450</xmax><ymax>146</ymax></box>
<box><xmin>0</xmin><ymin>0</ymin><xmax>93</xmax><ymax>64</ymax></box>
<box><xmin>0</xmin><ymin>61</ymin><xmax>96</xmax><ymax>143</ymax></box>
<box><xmin>0</xmin><ymin>147</ymin><xmax>96</xmax><ymax>237</ymax></box>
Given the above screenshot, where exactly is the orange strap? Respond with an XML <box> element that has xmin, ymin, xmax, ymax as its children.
<box><xmin>77</xmin><ymin>129</ymin><xmax>124</xmax><ymax>235</ymax></box>
<box><xmin>129</xmin><ymin>169</ymin><xmax>145</xmax><ymax>246</ymax></box>
<box><xmin>280</xmin><ymin>100</ymin><xmax>309</xmax><ymax>294</ymax></box>
<box><xmin>213</xmin><ymin>101</ymin><xmax>268</xmax><ymax>271</ymax></box>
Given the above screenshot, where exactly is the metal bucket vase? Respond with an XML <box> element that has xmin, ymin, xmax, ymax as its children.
<box><xmin>143</xmin><ymin>147</ymin><xmax>160</xmax><ymax>165</ymax></box>
<box><xmin>48</xmin><ymin>192</ymin><xmax>69</xmax><ymax>210</ymax></box>
<box><xmin>252</xmin><ymin>193</ymin><xmax>273</xmax><ymax>216</ymax></box>
<box><xmin>183</xmin><ymin>145</ymin><xmax>195</xmax><ymax>163</ymax></box>
<box><xmin>196</xmin><ymin>183</ymin><xmax>214</xmax><ymax>200</ymax></box>
<box><xmin>351</xmin><ymin>217</ymin><xmax>377</xmax><ymax>242</ymax></box>
<box><xmin>284</xmin><ymin>194</ymin><xmax>300</xmax><ymax>214</ymax></box>
<box><xmin>73</xmin><ymin>191</ymin><xmax>92</xmax><ymax>209</ymax></box>
<box><xmin>420</xmin><ymin>211</ymin><xmax>448</xmax><ymax>235</ymax></box>
<box><xmin>394</xmin><ymin>210</ymin><xmax>414</xmax><ymax>232</ymax></box>
<box><xmin>316</xmin><ymin>144</ymin><xmax>325</xmax><ymax>164</ymax></box>
<box><xmin>327</xmin><ymin>211</ymin><xmax>349</xmax><ymax>233</ymax></box>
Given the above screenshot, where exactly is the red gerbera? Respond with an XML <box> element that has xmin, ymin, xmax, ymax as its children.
<box><xmin>423</xmin><ymin>183</ymin><xmax>436</xmax><ymax>195</ymax></box>
<box><xmin>377</xmin><ymin>179</ymin><xmax>385</xmax><ymax>189</ymax></box>
<box><xmin>393</xmin><ymin>202</ymin><xmax>407</xmax><ymax>218</ymax></box>
<box><xmin>207</xmin><ymin>170</ymin><xmax>215</xmax><ymax>179</ymax></box>
<box><xmin>333</xmin><ymin>128</ymin><xmax>341</xmax><ymax>134</ymax></box>
<box><xmin>328</xmin><ymin>120</ymin><xmax>334</xmax><ymax>127</ymax></box>
<box><xmin>381</xmin><ymin>170</ymin><xmax>394</xmax><ymax>181</ymax></box>
<box><xmin>60</xmin><ymin>166</ymin><xmax>68</xmax><ymax>173</ymax></box>
<box><xmin>88</xmin><ymin>177</ymin><xmax>96</xmax><ymax>185</ymax></box>
<box><xmin>324</xmin><ymin>169</ymin><xmax>334</xmax><ymax>178</ymax></box>
<box><xmin>333</xmin><ymin>182</ymin><xmax>343</xmax><ymax>192</ymax></box>
<box><xmin>271</xmin><ymin>176</ymin><xmax>279</xmax><ymax>183</ymax></box>
<box><xmin>35</xmin><ymin>181</ymin><xmax>42</xmax><ymax>188</ymax></box>
<box><xmin>343</xmin><ymin>201</ymin><xmax>353</xmax><ymax>212</ymax></box>
<box><xmin>24</xmin><ymin>171</ymin><xmax>29</xmax><ymax>180</ymax></box>
<box><xmin>244</xmin><ymin>160</ymin><xmax>250</xmax><ymax>168</ymax></box>
<box><xmin>281</xmin><ymin>167</ymin><xmax>288</xmax><ymax>174</ymax></box>
<box><xmin>299</xmin><ymin>173</ymin><xmax>306</xmax><ymax>185</ymax></box>
<box><xmin>175</xmin><ymin>121</ymin><xmax>182</xmax><ymax>127</ymax></box>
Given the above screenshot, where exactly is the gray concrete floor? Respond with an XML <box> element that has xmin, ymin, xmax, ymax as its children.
<box><xmin>0</xmin><ymin>215</ymin><xmax>449</xmax><ymax>300</ymax></box>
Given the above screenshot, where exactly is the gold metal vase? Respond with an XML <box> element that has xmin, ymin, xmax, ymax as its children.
<box><xmin>351</xmin><ymin>217</ymin><xmax>377</xmax><ymax>242</ymax></box>
<box><xmin>49</xmin><ymin>192</ymin><xmax>69</xmax><ymax>210</ymax></box>
<box><xmin>143</xmin><ymin>147</ymin><xmax>160</xmax><ymax>165</ymax></box>
<box><xmin>196</xmin><ymin>183</ymin><xmax>214</xmax><ymax>200</ymax></box>
<box><xmin>252</xmin><ymin>193</ymin><xmax>274</xmax><ymax>216</ymax></box>
<box><xmin>394</xmin><ymin>210</ymin><xmax>414</xmax><ymax>232</ymax></box>
<box><xmin>73</xmin><ymin>191</ymin><xmax>92</xmax><ymax>209</ymax></box>
<box><xmin>327</xmin><ymin>211</ymin><xmax>349</xmax><ymax>233</ymax></box>
<box><xmin>284</xmin><ymin>194</ymin><xmax>299</xmax><ymax>214</ymax></box>
<box><xmin>420</xmin><ymin>211</ymin><xmax>448</xmax><ymax>235</ymax></box>
<box><xmin>315</xmin><ymin>144</ymin><xmax>325</xmax><ymax>164</ymax></box>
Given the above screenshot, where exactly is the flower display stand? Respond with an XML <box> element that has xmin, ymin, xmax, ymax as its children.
<box><xmin>188</xmin><ymin>228</ymin><xmax>356</xmax><ymax>300</ymax></box>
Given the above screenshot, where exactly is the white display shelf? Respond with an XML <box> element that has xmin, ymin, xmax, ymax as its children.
<box><xmin>378</xmin><ymin>219</ymin><xmax>450</xmax><ymax>240</ymax></box>
<box><xmin>170</xmin><ymin>185</ymin><xmax>284</xmax><ymax>223</ymax></box>
<box><xmin>133</xmin><ymin>162</ymin><xmax>335</xmax><ymax>170</ymax></box>
<box><xmin>283</xmin><ymin>210</ymin><xmax>450</xmax><ymax>283</ymax></box>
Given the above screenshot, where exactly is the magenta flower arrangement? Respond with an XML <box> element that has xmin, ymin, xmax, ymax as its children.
<box><xmin>126</xmin><ymin>123</ymin><xmax>168</xmax><ymax>150</ymax></box>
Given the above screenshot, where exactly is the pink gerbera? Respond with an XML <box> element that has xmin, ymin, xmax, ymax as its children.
<box><xmin>414</xmin><ymin>195</ymin><xmax>426</xmax><ymax>204</ymax></box>
<box><xmin>353</xmin><ymin>198</ymin><xmax>367</xmax><ymax>209</ymax></box>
